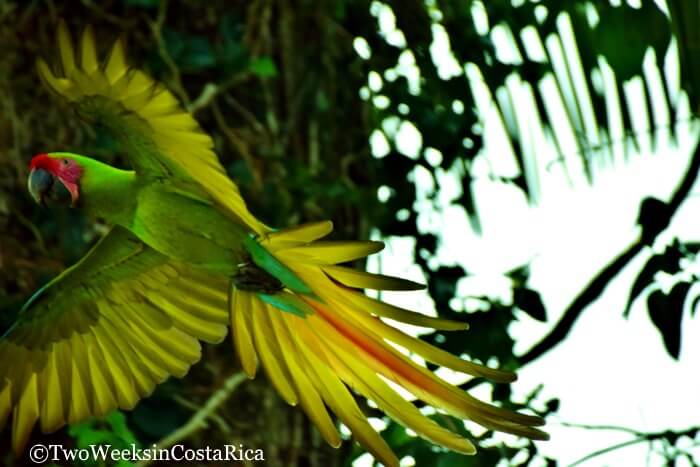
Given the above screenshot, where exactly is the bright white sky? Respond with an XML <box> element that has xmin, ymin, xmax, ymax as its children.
<box><xmin>354</xmin><ymin>1</ymin><xmax>700</xmax><ymax>466</ymax></box>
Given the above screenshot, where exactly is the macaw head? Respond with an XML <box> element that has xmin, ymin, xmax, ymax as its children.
<box><xmin>28</xmin><ymin>153</ymin><xmax>84</xmax><ymax>207</ymax></box>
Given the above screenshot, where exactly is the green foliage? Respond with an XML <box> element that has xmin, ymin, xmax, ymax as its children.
<box><xmin>162</xmin><ymin>28</ymin><xmax>216</xmax><ymax>72</ymax></box>
<box><xmin>149</xmin><ymin>15</ymin><xmax>277</xmax><ymax>80</ymax></box>
<box><xmin>128</xmin><ymin>380</ymin><xmax>190</xmax><ymax>440</ymax></box>
<box><xmin>377</xmin><ymin>416</ymin><xmax>507</xmax><ymax>467</ymax></box>
<box><xmin>68</xmin><ymin>412</ymin><xmax>138</xmax><ymax>467</ymax></box>
<box><xmin>248</xmin><ymin>57</ymin><xmax>278</xmax><ymax>78</ymax></box>
<box><xmin>513</xmin><ymin>287</ymin><xmax>547</xmax><ymax>323</ymax></box>
<box><xmin>591</xmin><ymin>2</ymin><xmax>670</xmax><ymax>81</ymax></box>
<box><xmin>668</xmin><ymin>0</ymin><xmax>700</xmax><ymax>113</ymax></box>
<box><xmin>626</xmin><ymin>239</ymin><xmax>700</xmax><ymax>360</ymax></box>
<box><xmin>647</xmin><ymin>284</ymin><xmax>688</xmax><ymax>359</ymax></box>
<box><xmin>625</xmin><ymin>241</ymin><xmax>685</xmax><ymax>316</ymax></box>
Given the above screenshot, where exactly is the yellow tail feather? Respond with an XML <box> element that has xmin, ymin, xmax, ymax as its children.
<box><xmin>229</xmin><ymin>222</ymin><xmax>548</xmax><ymax>465</ymax></box>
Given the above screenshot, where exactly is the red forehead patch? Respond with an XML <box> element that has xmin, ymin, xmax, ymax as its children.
<box><xmin>29</xmin><ymin>153</ymin><xmax>60</xmax><ymax>173</ymax></box>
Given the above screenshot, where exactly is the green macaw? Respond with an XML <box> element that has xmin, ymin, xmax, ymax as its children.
<box><xmin>0</xmin><ymin>23</ymin><xmax>548</xmax><ymax>465</ymax></box>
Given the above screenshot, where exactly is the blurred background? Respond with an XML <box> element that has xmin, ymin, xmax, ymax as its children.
<box><xmin>1</xmin><ymin>0</ymin><xmax>699</xmax><ymax>465</ymax></box>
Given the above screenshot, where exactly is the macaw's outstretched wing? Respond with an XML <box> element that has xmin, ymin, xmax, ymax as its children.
<box><xmin>36</xmin><ymin>22</ymin><xmax>267</xmax><ymax>235</ymax></box>
<box><xmin>0</xmin><ymin>226</ymin><xmax>229</xmax><ymax>454</ymax></box>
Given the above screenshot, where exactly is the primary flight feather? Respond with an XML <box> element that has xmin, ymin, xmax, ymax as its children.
<box><xmin>1</xmin><ymin>22</ymin><xmax>548</xmax><ymax>465</ymax></box>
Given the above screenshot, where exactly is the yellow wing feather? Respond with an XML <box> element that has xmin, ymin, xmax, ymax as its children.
<box><xmin>12</xmin><ymin>374</ymin><xmax>39</xmax><ymax>454</ymax></box>
<box><xmin>231</xmin><ymin>291</ymin><xmax>258</xmax><ymax>378</ymax></box>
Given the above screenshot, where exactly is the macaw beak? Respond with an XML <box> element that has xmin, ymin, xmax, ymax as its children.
<box><xmin>28</xmin><ymin>168</ymin><xmax>76</xmax><ymax>207</ymax></box>
<box><xmin>28</xmin><ymin>168</ymin><xmax>53</xmax><ymax>206</ymax></box>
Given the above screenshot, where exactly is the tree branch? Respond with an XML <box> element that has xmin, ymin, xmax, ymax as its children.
<box><xmin>146</xmin><ymin>0</ymin><xmax>191</xmax><ymax>108</ymax></box>
<box><xmin>518</xmin><ymin>241</ymin><xmax>643</xmax><ymax>365</ymax></box>
<box><xmin>566</xmin><ymin>424</ymin><xmax>700</xmax><ymax>467</ymax></box>
<box><xmin>518</xmin><ymin>133</ymin><xmax>700</xmax><ymax>365</ymax></box>
<box><xmin>134</xmin><ymin>371</ymin><xmax>247</xmax><ymax>467</ymax></box>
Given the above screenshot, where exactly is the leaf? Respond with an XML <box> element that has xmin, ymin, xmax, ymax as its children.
<box><xmin>646</xmin><ymin>282</ymin><xmax>689</xmax><ymax>360</ymax></box>
<box><xmin>513</xmin><ymin>287</ymin><xmax>547</xmax><ymax>322</ymax></box>
<box><xmin>546</xmin><ymin>398</ymin><xmax>560</xmax><ymax>413</ymax></box>
<box><xmin>624</xmin><ymin>244</ymin><xmax>683</xmax><ymax>317</ymax></box>
<box><xmin>105</xmin><ymin>411</ymin><xmax>138</xmax><ymax>445</ymax></box>
<box><xmin>637</xmin><ymin>197</ymin><xmax>673</xmax><ymax>245</ymax></box>
<box><xmin>505</xmin><ymin>264</ymin><xmax>530</xmax><ymax>285</ymax></box>
<box><xmin>69</xmin><ymin>411</ymin><xmax>139</xmax><ymax>467</ymax></box>
<box><xmin>248</xmin><ymin>57</ymin><xmax>278</xmax><ymax>78</ymax></box>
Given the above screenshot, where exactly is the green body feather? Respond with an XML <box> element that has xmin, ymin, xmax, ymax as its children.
<box><xmin>243</xmin><ymin>234</ymin><xmax>313</xmax><ymax>295</ymax></box>
<box><xmin>53</xmin><ymin>153</ymin><xmax>312</xmax><ymax>316</ymax></box>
